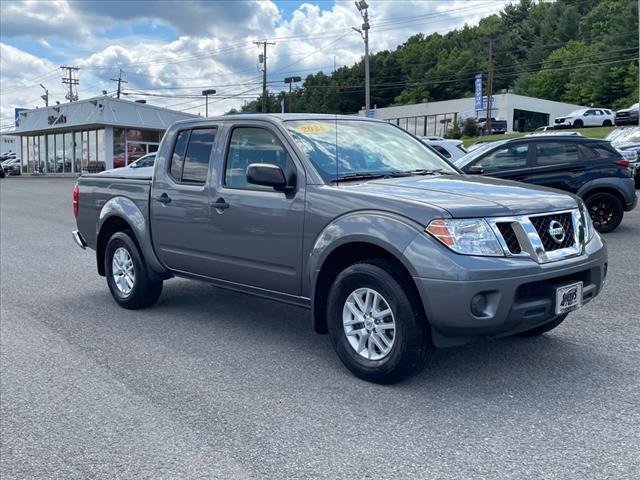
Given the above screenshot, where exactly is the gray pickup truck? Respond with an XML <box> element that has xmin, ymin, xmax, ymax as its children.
<box><xmin>73</xmin><ymin>114</ymin><xmax>607</xmax><ymax>383</ymax></box>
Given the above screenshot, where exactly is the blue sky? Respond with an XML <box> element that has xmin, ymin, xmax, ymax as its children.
<box><xmin>0</xmin><ymin>0</ymin><xmax>511</xmax><ymax>127</ymax></box>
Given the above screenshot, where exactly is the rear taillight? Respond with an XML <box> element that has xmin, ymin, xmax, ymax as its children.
<box><xmin>73</xmin><ymin>183</ymin><xmax>79</xmax><ymax>218</ymax></box>
<box><xmin>614</xmin><ymin>159</ymin><xmax>630</xmax><ymax>168</ymax></box>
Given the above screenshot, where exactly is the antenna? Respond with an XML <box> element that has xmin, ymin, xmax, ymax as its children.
<box><xmin>334</xmin><ymin>55</ymin><xmax>339</xmax><ymax>185</ymax></box>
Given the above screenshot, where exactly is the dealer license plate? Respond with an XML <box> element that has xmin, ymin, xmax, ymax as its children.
<box><xmin>555</xmin><ymin>282</ymin><xmax>583</xmax><ymax>315</ymax></box>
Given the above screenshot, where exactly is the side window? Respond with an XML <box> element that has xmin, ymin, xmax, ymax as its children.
<box><xmin>475</xmin><ymin>144</ymin><xmax>529</xmax><ymax>172</ymax></box>
<box><xmin>169</xmin><ymin>130</ymin><xmax>189</xmax><ymax>180</ymax></box>
<box><xmin>182</xmin><ymin>129</ymin><xmax>216</xmax><ymax>184</ymax></box>
<box><xmin>585</xmin><ymin>109</ymin><xmax>596</xmax><ymax>116</ymax></box>
<box><xmin>168</xmin><ymin>128</ymin><xmax>216</xmax><ymax>184</ymax></box>
<box><xmin>224</xmin><ymin>127</ymin><xmax>290</xmax><ymax>189</ymax></box>
<box><xmin>535</xmin><ymin>142</ymin><xmax>580</xmax><ymax>166</ymax></box>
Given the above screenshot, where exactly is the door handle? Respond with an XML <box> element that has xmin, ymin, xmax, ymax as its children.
<box><xmin>155</xmin><ymin>193</ymin><xmax>172</xmax><ymax>204</ymax></box>
<box><xmin>211</xmin><ymin>198</ymin><xmax>229</xmax><ymax>210</ymax></box>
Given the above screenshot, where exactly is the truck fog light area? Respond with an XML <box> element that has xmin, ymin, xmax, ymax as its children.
<box><xmin>470</xmin><ymin>294</ymin><xmax>487</xmax><ymax>317</ymax></box>
<box><xmin>470</xmin><ymin>291</ymin><xmax>500</xmax><ymax>318</ymax></box>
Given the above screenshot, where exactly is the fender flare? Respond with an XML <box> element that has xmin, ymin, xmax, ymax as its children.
<box><xmin>97</xmin><ymin>196</ymin><xmax>169</xmax><ymax>278</ymax></box>
<box><xmin>307</xmin><ymin>210</ymin><xmax>422</xmax><ymax>333</ymax></box>
<box><xmin>576</xmin><ymin>178</ymin><xmax>627</xmax><ymax>200</ymax></box>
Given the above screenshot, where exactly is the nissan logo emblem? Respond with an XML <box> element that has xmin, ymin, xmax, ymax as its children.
<box><xmin>548</xmin><ymin>220</ymin><xmax>566</xmax><ymax>244</ymax></box>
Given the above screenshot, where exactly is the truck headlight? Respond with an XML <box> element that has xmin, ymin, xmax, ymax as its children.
<box><xmin>426</xmin><ymin>219</ymin><xmax>504</xmax><ymax>256</ymax></box>
<box><xmin>578</xmin><ymin>201</ymin><xmax>594</xmax><ymax>242</ymax></box>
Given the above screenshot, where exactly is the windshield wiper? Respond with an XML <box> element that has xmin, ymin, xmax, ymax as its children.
<box><xmin>402</xmin><ymin>168</ymin><xmax>454</xmax><ymax>176</ymax></box>
<box><xmin>330</xmin><ymin>171</ymin><xmax>411</xmax><ymax>183</ymax></box>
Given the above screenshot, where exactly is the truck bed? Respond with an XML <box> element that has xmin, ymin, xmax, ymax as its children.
<box><xmin>75</xmin><ymin>173</ymin><xmax>152</xmax><ymax>251</ymax></box>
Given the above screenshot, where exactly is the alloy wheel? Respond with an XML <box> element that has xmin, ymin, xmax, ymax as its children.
<box><xmin>112</xmin><ymin>247</ymin><xmax>135</xmax><ymax>296</ymax></box>
<box><xmin>342</xmin><ymin>288</ymin><xmax>396</xmax><ymax>361</ymax></box>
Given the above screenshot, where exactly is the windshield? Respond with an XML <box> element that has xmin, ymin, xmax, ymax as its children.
<box><xmin>567</xmin><ymin>110</ymin><xmax>584</xmax><ymax>117</ymax></box>
<box><xmin>454</xmin><ymin>140</ymin><xmax>507</xmax><ymax>168</ymax></box>
<box><xmin>284</xmin><ymin>120</ymin><xmax>457</xmax><ymax>182</ymax></box>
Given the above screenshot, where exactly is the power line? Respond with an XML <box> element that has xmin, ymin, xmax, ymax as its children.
<box><xmin>109</xmin><ymin>69</ymin><xmax>128</xmax><ymax>99</ymax></box>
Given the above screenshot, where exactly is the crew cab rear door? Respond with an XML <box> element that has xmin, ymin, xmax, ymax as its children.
<box><xmin>204</xmin><ymin>122</ymin><xmax>305</xmax><ymax>296</ymax></box>
<box><xmin>150</xmin><ymin>126</ymin><xmax>219</xmax><ymax>276</ymax></box>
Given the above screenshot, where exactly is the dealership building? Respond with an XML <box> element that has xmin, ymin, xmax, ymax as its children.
<box><xmin>13</xmin><ymin>96</ymin><xmax>196</xmax><ymax>174</ymax></box>
<box><xmin>364</xmin><ymin>93</ymin><xmax>587</xmax><ymax>136</ymax></box>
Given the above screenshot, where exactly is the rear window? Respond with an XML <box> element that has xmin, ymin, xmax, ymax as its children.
<box><xmin>430</xmin><ymin>145</ymin><xmax>451</xmax><ymax>159</ymax></box>
<box><xmin>169</xmin><ymin>128</ymin><xmax>216</xmax><ymax>184</ymax></box>
<box><xmin>585</xmin><ymin>143</ymin><xmax>618</xmax><ymax>160</ymax></box>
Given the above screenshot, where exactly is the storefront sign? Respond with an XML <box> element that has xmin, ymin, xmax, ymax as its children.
<box><xmin>47</xmin><ymin>114</ymin><xmax>67</xmax><ymax>125</ymax></box>
<box><xmin>474</xmin><ymin>74</ymin><xmax>483</xmax><ymax>110</ymax></box>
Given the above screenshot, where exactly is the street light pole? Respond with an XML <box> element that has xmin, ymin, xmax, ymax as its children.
<box><xmin>202</xmin><ymin>89</ymin><xmax>216</xmax><ymax>117</ymax></box>
<box><xmin>354</xmin><ymin>0</ymin><xmax>370</xmax><ymax>116</ymax></box>
<box><xmin>284</xmin><ymin>76</ymin><xmax>301</xmax><ymax>113</ymax></box>
<box><xmin>39</xmin><ymin>83</ymin><xmax>49</xmax><ymax>107</ymax></box>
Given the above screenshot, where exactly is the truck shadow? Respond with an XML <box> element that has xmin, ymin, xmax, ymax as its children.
<box><xmin>151</xmin><ymin>278</ymin><xmax>621</xmax><ymax>402</ymax></box>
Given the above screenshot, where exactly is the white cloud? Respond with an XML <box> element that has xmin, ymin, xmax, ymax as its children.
<box><xmin>0</xmin><ymin>0</ymin><xmax>514</xmax><ymax>126</ymax></box>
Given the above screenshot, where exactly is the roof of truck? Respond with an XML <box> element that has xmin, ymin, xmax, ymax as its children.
<box><xmin>171</xmin><ymin>113</ymin><xmax>383</xmax><ymax>127</ymax></box>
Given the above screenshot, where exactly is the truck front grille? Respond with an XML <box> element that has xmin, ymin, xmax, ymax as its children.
<box><xmin>496</xmin><ymin>222</ymin><xmax>521</xmax><ymax>254</ymax></box>
<box><xmin>529</xmin><ymin>212</ymin><xmax>575</xmax><ymax>251</ymax></box>
<box><xmin>488</xmin><ymin>209</ymin><xmax>585</xmax><ymax>264</ymax></box>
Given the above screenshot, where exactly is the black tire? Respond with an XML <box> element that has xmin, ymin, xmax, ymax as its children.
<box><xmin>584</xmin><ymin>191</ymin><xmax>624</xmax><ymax>233</ymax></box>
<box><xmin>573</xmin><ymin>119</ymin><xmax>584</xmax><ymax>128</ymax></box>
<box><xmin>517</xmin><ymin>314</ymin><xmax>568</xmax><ymax>337</ymax></box>
<box><xmin>327</xmin><ymin>259</ymin><xmax>431</xmax><ymax>384</ymax></box>
<box><xmin>105</xmin><ymin>231</ymin><xmax>163</xmax><ymax>309</ymax></box>
<box><xmin>602</xmin><ymin>120</ymin><xmax>612</xmax><ymax>127</ymax></box>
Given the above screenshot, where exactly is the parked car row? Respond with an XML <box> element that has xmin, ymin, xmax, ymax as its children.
<box><xmin>454</xmin><ymin>133</ymin><xmax>637</xmax><ymax>233</ymax></box>
<box><xmin>1</xmin><ymin>153</ymin><xmax>21</xmax><ymax>177</ymax></box>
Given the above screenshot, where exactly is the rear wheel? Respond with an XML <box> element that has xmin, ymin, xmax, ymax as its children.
<box><xmin>105</xmin><ymin>231</ymin><xmax>163</xmax><ymax>309</ymax></box>
<box><xmin>573</xmin><ymin>119</ymin><xmax>584</xmax><ymax>128</ymax></box>
<box><xmin>518</xmin><ymin>314</ymin><xmax>568</xmax><ymax>337</ymax></box>
<box><xmin>327</xmin><ymin>260</ymin><xmax>431</xmax><ymax>384</ymax></box>
<box><xmin>584</xmin><ymin>191</ymin><xmax>624</xmax><ymax>233</ymax></box>
<box><xmin>602</xmin><ymin>120</ymin><xmax>612</xmax><ymax>127</ymax></box>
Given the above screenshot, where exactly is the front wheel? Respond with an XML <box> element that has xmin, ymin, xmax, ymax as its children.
<box><xmin>105</xmin><ymin>231</ymin><xmax>163</xmax><ymax>309</ymax></box>
<box><xmin>573</xmin><ymin>119</ymin><xmax>584</xmax><ymax>128</ymax></box>
<box><xmin>584</xmin><ymin>191</ymin><xmax>624</xmax><ymax>233</ymax></box>
<box><xmin>327</xmin><ymin>260</ymin><xmax>431</xmax><ymax>384</ymax></box>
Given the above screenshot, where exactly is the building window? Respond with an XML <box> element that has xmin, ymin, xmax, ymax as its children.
<box><xmin>47</xmin><ymin>135</ymin><xmax>55</xmax><ymax>173</ymax></box>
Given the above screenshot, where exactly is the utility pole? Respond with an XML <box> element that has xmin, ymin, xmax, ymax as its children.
<box><xmin>255</xmin><ymin>40</ymin><xmax>276</xmax><ymax>113</ymax></box>
<box><xmin>60</xmin><ymin>66</ymin><xmax>79</xmax><ymax>102</ymax></box>
<box><xmin>202</xmin><ymin>89</ymin><xmax>216</xmax><ymax>117</ymax></box>
<box><xmin>39</xmin><ymin>83</ymin><xmax>49</xmax><ymax>107</ymax></box>
<box><xmin>485</xmin><ymin>39</ymin><xmax>494</xmax><ymax>135</ymax></box>
<box><xmin>109</xmin><ymin>69</ymin><xmax>128</xmax><ymax>99</ymax></box>
<box><xmin>284</xmin><ymin>76</ymin><xmax>301</xmax><ymax>113</ymax></box>
<box><xmin>353</xmin><ymin>0</ymin><xmax>370</xmax><ymax>116</ymax></box>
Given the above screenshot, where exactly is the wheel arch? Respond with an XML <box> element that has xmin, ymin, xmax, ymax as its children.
<box><xmin>96</xmin><ymin>197</ymin><xmax>169</xmax><ymax>279</ymax></box>
<box><xmin>307</xmin><ymin>212</ymin><xmax>424</xmax><ymax>334</ymax></box>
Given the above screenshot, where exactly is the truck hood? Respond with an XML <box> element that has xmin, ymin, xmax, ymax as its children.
<box><xmin>349</xmin><ymin>174</ymin><xmax>578</xmax><ymax>217</ymax></box>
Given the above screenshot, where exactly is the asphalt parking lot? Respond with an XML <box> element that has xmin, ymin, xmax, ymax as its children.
<box><xmin>1</xmin><ymin>177</ymin><xmax>639</xmax><ymax>479</ymax></box>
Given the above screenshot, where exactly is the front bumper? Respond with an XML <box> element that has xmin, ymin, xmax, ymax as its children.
<box><xmin>408</xmin><ymin>234</ymin><xmax>607</xmax><ymax>346</ymax></box>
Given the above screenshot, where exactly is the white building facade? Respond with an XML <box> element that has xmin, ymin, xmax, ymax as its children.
<box><xmin>364</xmin><ymin>93</ymin><xmax>587</xmax><ymax>136</ymax></box>
<box><xmin>13</xmin><ymin>97</ymin><xmax>196</xmax><ymax>174</ymax></box>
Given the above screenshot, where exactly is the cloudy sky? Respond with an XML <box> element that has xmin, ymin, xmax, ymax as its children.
<box><xmin>0</xmin><ymin>0</ymin><xmax>512</xmax><ymax>129</ymax></box>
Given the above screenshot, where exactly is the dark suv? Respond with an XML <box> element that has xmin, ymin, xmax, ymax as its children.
<box><xmin>455</xmin><ymin>135</ymin><xmax>637</xmax><ymax>233</ymax></box>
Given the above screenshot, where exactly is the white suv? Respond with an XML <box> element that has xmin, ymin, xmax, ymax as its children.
<box><xmin>554</xmin><ymin>108</ymin><xmax>615</xmax><ymax>128</ymax></box>
<box><xmin>419</xmin><ymin>137</ymin><xmax>467</xmax><ymax>161</ymax></box>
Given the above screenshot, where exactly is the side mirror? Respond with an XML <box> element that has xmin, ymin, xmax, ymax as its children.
<box><xmin>466</xmin><ymin>165</ymin><xmax>485</xmax><ymax>175</ymax></box>
<box><xmin>246</xmin><ymin>163</ymin><xmax>291</xmax><ymax>191</ymax></box>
